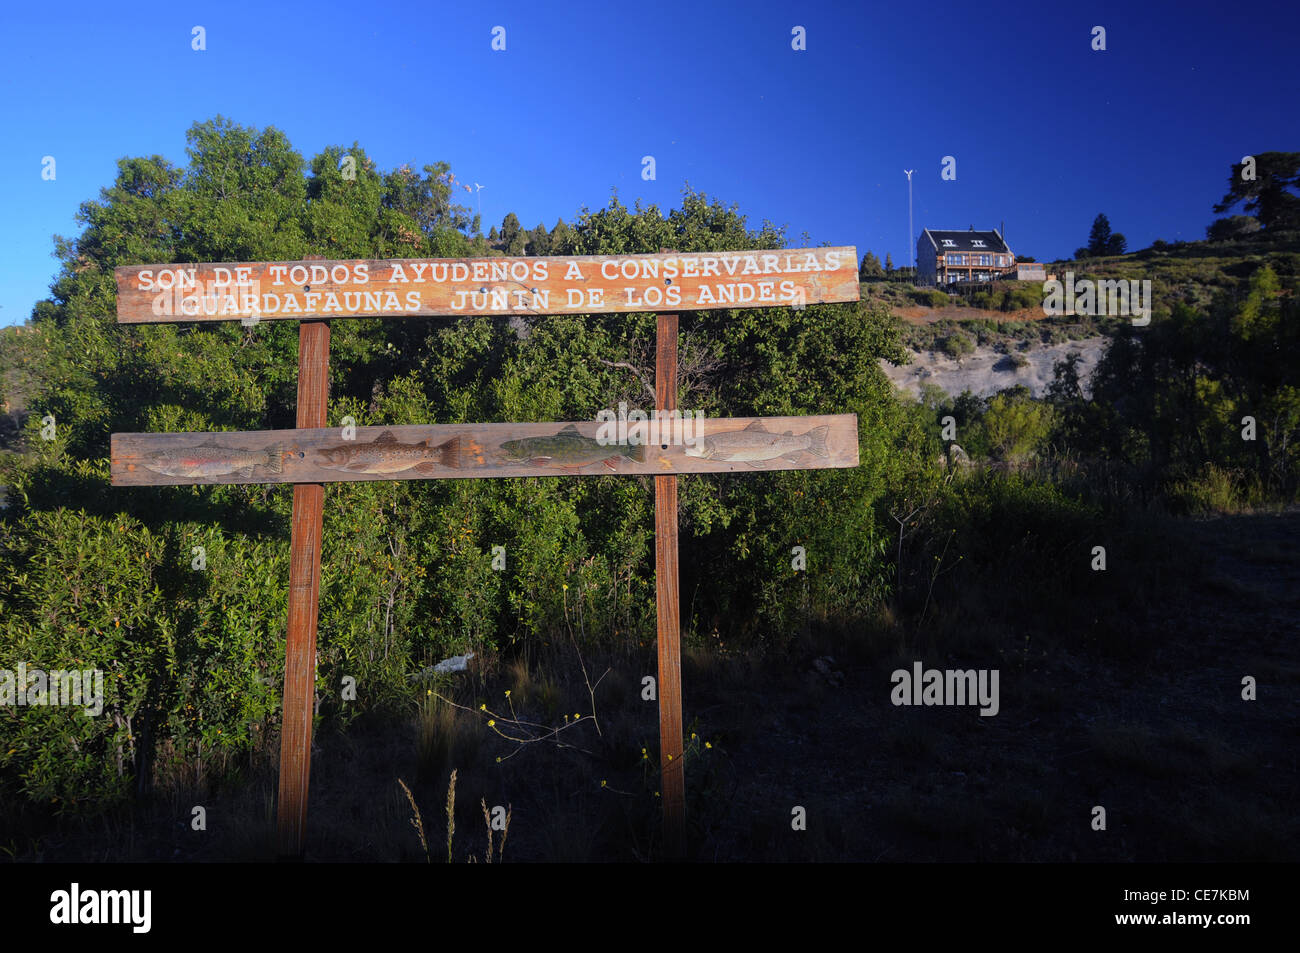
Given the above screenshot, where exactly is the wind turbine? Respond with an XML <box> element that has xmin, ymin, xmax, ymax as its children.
<box><xmin>474</xmin><ymin>182</ymin><xmax>485</xmax><ymax>221</ymax></box>
<box><xmin>903</xmin><ymin>170</ymin><xmax>915</xmax><ymax>272</ymax></box>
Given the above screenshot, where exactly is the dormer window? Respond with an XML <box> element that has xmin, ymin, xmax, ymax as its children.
<box><xmin>971</xmin><ymin>240</ymin><xmax>986</xmax><ymax>248</ymax></box>
<box><xmin>940</xmin><ymin>239</ymin><xmax>955</xmax><ymax>247</ymax></box>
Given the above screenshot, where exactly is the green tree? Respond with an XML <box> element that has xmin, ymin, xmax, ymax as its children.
<box><xmin>858</xmin><ymin>251</ymin><xmax>884</xmax><ymax>280</ymax></box>
<box><xmin>1213</xmin><ymin>152</ymin><xmax>1300</xmax><ymax>230</ymax></box>
<box><xmin>549</xmin><ymin>218</ymin><xmax>574</xmax><ymax>254</ymax></box>
<box><xmin>1087</xmin><ymin>214</ymin><xmax>1115</xmax><ymax>256</ymax></box>
<box><xmin>499</xmin><ymin>212</ymin><xmax>522</xmax><ymax>252</ymax></box>
<box><xmin>527</xmin><ymin>223</ymin><xmax>551</xmax><ymax>256</ymax></box>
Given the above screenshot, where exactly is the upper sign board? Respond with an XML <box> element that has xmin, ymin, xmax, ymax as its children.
<box><xmin>113</xmin><ymin>248</ymin><xmax>859</xmax><ymax>323</ymax></box>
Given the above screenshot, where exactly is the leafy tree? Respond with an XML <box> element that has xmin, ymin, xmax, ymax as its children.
<box><xmin>1214</xmin><ymin>152</ymin><xmax>1300</xmax><ymax>230</ymax></box>
<box><xmin>1107</xmin><ymin>232</ymin><xmax>1127</xmax><ymax>255</ymax></box>
<box><xmin>1086</xmin><ymin>264</ymin><xmax>1300</xmax><ymax>497</ymax></box>
<box><xmin>488</xmin><ymin>225</ymin><xmax>498</xmax><ymax>242</ymax></box>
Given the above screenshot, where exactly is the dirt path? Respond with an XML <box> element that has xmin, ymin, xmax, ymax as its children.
<box><xmin>697</xmin><ymin>509</ymin><xmax>1299</xmax><ymax>861</ymax></box>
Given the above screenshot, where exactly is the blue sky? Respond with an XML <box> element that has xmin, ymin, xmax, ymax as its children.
<box><xmin>1</xmin><ymin>0</ymin><xmax>1296</xmax><ymax>326</ymax></box>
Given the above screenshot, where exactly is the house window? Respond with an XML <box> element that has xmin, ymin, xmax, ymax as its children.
<box><xmin>998</xmin><ymin>256</ymin><xmax>1007</xmax><ymax>266</ymax></box>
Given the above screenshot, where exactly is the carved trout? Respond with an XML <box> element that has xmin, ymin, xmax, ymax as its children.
<box><xmin>683</xmin><ymin>421</ymin><xmax>829</xmax><ymax>466</ymax></box>
<box><xmin>315</xmin><ymin>430</ymin><xmax>462</xmax><ymax>474</ymax></box>
<box><xmin>144</xmin><ymin>442</ymin><xmax>284</xmax><ymax>479</ymax></box>
<box><xmin>499</xmin><ymin>425</ymin><xmax>647</xmax><ymax>469</ymax></box>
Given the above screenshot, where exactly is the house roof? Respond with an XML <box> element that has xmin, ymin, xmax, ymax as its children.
<box><xmin>920</xmin><ymin>228</ymin><xmax>1011</xmax><ymax>254</ymax></box>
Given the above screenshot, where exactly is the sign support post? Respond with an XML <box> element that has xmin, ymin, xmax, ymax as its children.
<box><xmin>277</xmin><ymin>317</ymin><xmax>329</xmax><ymax>858</ymax></box>
<box><xmin>654</xmin><ymin>313</ymin><xmax>685</xmax><ymax>858</ymax></box>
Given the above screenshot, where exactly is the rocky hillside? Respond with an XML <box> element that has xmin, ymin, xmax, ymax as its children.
<box><xmin>882</xmin><ymin>337</ymin><xmax>1107</xmax><ymax>400</ymax></box>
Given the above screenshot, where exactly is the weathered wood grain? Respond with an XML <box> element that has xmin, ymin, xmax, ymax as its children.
<box><xmin>113</xmin><ymin>248</ymin><xmax>859</xmax><ymax>323</ymax></box>
<box><xmin>110</xmin><ymin>415</ymin><xmax>860</xmax><ymax>487</ymax></box>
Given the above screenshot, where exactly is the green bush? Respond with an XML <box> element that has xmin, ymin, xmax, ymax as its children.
<box><xmin>909</xmin><ymin>288</ymin><xmax>950</xmax><ymax>307</ymax></box>
<box><xmin>983</xmin><ymin>392</ymin><xmax>1056</xmax><ymax>462</ymax></box>
<box><xmin>939</xmin><ymin>331</ymin><xmax>975</xmax><ymax>361</ymax></box>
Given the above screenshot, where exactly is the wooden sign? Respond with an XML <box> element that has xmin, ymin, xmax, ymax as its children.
<box><xmin>112</xmin><ymin>238</ymin><xmax>863</xmax><ymax>860</ymax></box>
<box><xmin>113</xmin><ymin>247</ymin><xmax>859</xmax><ymax>323</ymax></box>
<box><xmin>110</xmin><ymin>416</ymin><xmax>860</xmax><ymax>486</ymax></box>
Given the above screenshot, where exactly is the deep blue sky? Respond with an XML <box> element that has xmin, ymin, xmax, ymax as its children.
<box><xmin>1</xmin><ymin>0</ymin><xmax>1296</xmax><ymax>326</ymax></box>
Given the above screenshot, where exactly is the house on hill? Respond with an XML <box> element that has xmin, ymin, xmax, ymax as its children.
<box><xmin>916</xmin><ymin>227</ymin><xmax>1015</xmax><ymax>285</ymax></box>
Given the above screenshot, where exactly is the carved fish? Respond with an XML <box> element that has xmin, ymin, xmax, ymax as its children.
<box><xmin>499</xmin><ymin>425</ymin><xmax>647</xmax><ymax>469</ymax></box>
<box><xmin>315</xmin><ymin>430</ymin><xmax>463</xmax><ymax>474</ymax></box>
<box><xmin>144</xmin><ymin>442</ymin><xmax>284</xmax><ymax>479</ymax></box>
<box><xmin>683</xmin><ymin>421</ymin><xmax>829</xmax><ymax>466</ymax></box>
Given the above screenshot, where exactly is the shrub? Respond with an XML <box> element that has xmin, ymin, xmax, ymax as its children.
<box><xmin>909</xmin><ymin>288</ymin><xmax>945</xmax><ymax>307</ymax></box>
<box><xmin>983</xmin><ymin>392</ymin><xmax>1056</xmax><ymax>462</ymax></box>
<box><xmin>939</xmin><ymin>331</ymin><xmax>975</xmax><ymax>361</ymax></box>
<box><xmin>1166</xmin><ymin>464</ymin><xmax>1258</xmax><ymax>515</ymax></box>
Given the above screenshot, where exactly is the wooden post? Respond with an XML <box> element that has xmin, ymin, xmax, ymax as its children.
<box><xmin>654</xmin><ymin>312</ymin><xmax>685</xmax><ymax>858</ymax></box>
<box><xmin>277</xmin><ymin>317</ymin><xmax>329</xmax><ymax>858</ymax></box>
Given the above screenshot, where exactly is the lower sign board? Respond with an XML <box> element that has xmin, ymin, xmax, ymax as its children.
<box><xmin>111</xmin><ymin>415</ymin><xmax>860</xmax><ymax>486</ymax></box>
